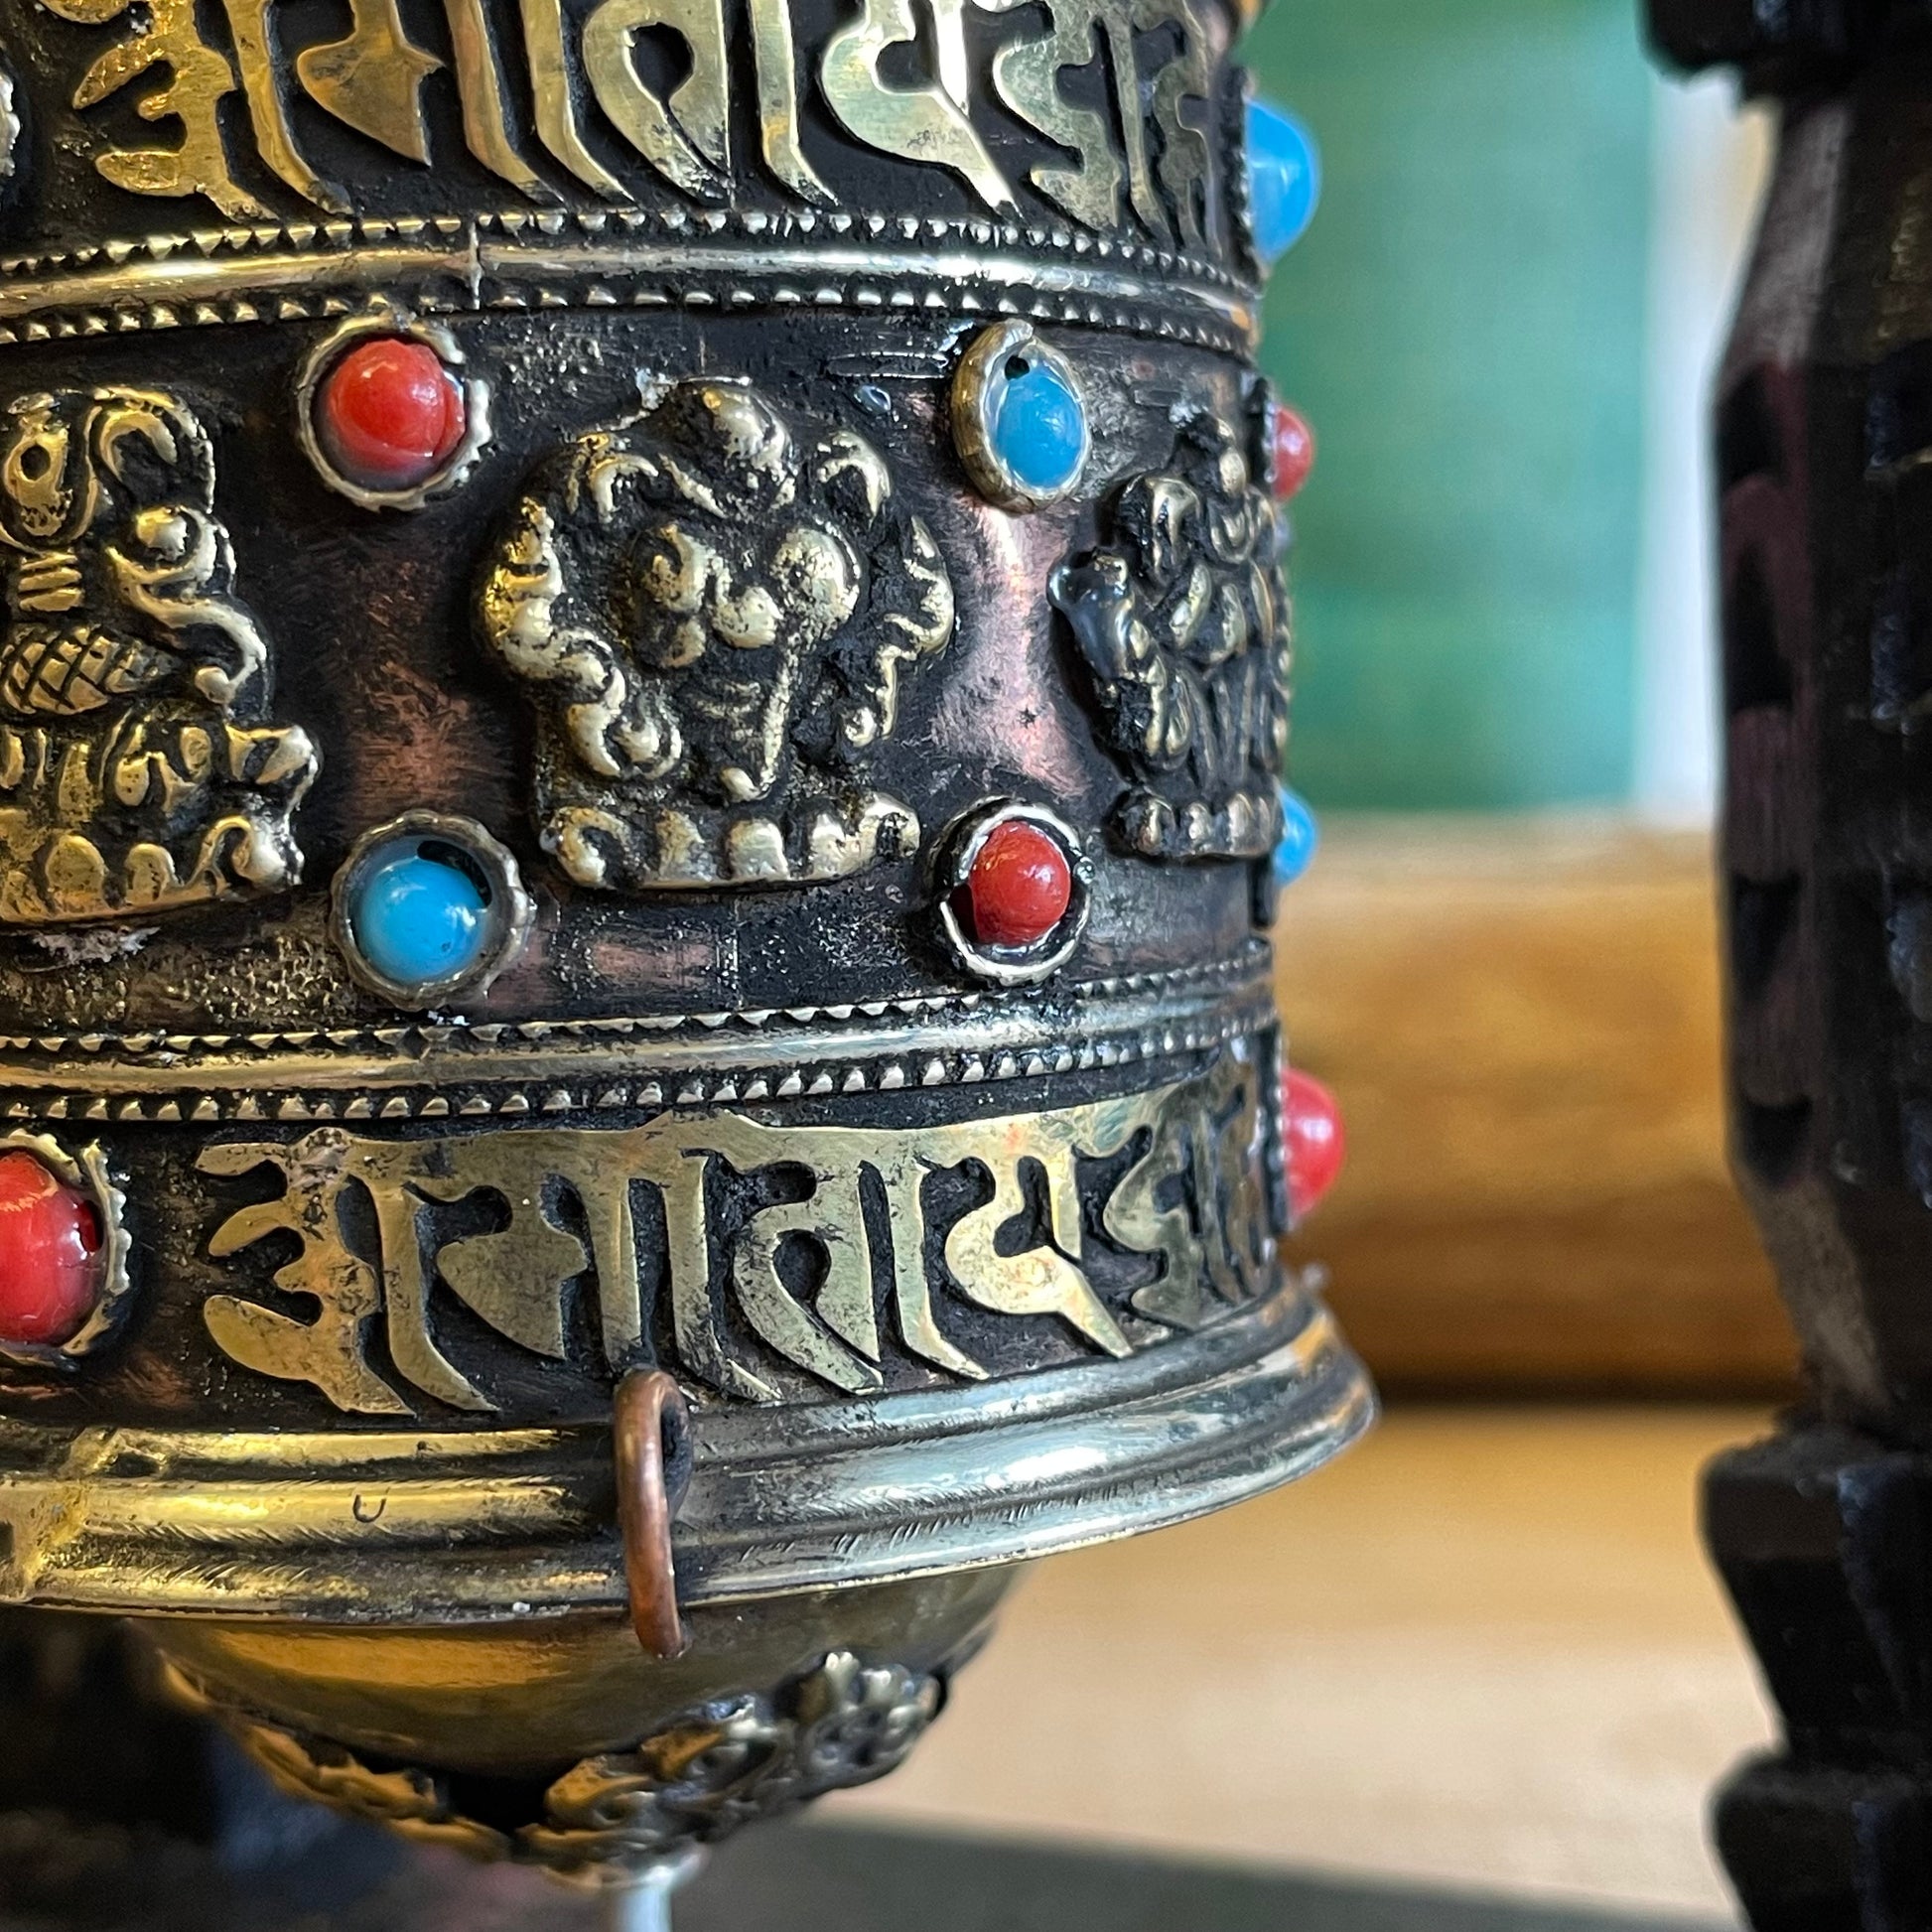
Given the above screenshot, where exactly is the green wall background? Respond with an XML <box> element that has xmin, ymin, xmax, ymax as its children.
<box><xmin>1243</xmin><ymin>0</ymin><xmax>1655</xmax><ymax>809</ymax></box>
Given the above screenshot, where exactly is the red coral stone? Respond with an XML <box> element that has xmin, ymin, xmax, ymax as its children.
<box><xmin>965</xmin><ymin>820</ymin><xmax>1072</xmax><ymax>948</ymax></box>
<box><xmin>0</xmin><ymin>1151</ymin><xmax>100</xmax><ymax>1348</ymax></box>
<box><xmin>1269</xmin><ymin>402</ymin><xmax>1316</xmax><ymax>502</ymax></box>
<box><xmin>1282</xmin><ymin>1067</ymin><xmax>1345</xmax><ymax>1219</ymax></box>
<box><xmin>318</xmin><ymin>338</ymin><xmax>466</xmax><ymax>489</ymax></box>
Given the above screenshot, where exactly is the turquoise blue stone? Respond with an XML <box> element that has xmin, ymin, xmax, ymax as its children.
<box><xmin>1246</xmin><ymin>99</ymin><xmax>1320</xmax><ymax>263</ymax></box>
<box><xmin>351</xmin><ymin>848</ymin><xmax>488</xmax><ymax>988</ymax></box>
<box><xmin>1273</xmin><ymin>786</ymin><xmax>1318</xmax><ymax>890</ymax></box>
<box><xmin>990</xmin><ymin>357</ymin><xmax>1085</xmax><ymax>493</ymax></box>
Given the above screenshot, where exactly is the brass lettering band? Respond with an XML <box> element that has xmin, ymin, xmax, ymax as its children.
<box><xmin>37</xmin><ymin>0</ymin><xmax>1226</xmax><ymax>231</ymax></box>
<box><xmin>3</xmin><ymin>0</ymin><xmax>1260</xmax><ymax>345</ymax></box>
<box><xmin>199</xmin><ymin>1046</ymin><xmax>1281</xmax><ymax>1416</ymax></box>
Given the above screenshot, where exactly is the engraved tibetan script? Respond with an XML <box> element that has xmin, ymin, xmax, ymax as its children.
<box><xmin>38</xmin><ymin>0</ymin><xmax>1218</xmax><ymax>240</ymax></box>
<box><xmin>198</xmin><ymin>1054</ymin><xmax>1278</xmax><ymax>1416</ymax></box>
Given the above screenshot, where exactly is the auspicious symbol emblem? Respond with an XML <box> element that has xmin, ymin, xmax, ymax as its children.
<box><xmin>480</xmin><ymin>380</ymin><xmax>953</xmax><ymax>893</ymax></box>
<box><xmin>1051</xmin><ymin>409</ymin><xmax>1291</xmax><ymax>863</ymax></box>
<box><xmin>0</xmin><ymin>389</ymin><xmax>316</xmax><ymax>924</ymax></box>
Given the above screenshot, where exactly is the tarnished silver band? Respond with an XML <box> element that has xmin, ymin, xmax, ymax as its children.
<box><xmin>0</xmin><ymin>952</ymin><xmax>1276</xmax><ymax>1120</ymax></box>
<box><xmin>0</xmin><ymin>1273</ymin><xmax>1370</xmax><ymax>1620</ymax></box>
<box><xmin>0</xmin><ymin>214</ymin><xmax>1259</xmax><ymax>354</ymax></box>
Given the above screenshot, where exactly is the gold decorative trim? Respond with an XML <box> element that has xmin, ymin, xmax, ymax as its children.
<box><xmin>0</xmin><ymin>945</ymin><xmax>1267</xmax><ymax>1058</ymax></box>
<box><xmin>0</xmin><ymin>953</ymin><xmax>1277</xmax><ymax>1123</ymax></box>
<box><xmin>161</xmin><ymin>1659</ymin><xmax>508</xmax><ymax>1863</ymax></box>
<box><xmin>0</xmin><ymin>205</ymin><xmax>1256</xmax><ymax>298</ymax></box>
<box><xmin>0</xmin><ymin>1281</ymin><xmax>1362</xmax><ymax>1618</ymax></box>
<box><xmin>0</xmin><ymin>1003</ymin><xmax>1275</xmax><ymax>1122</ymax></box>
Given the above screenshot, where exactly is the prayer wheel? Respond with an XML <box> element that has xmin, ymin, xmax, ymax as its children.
<box><xmin>0</xmin><ymin>0</ymin><xmax>1369</xmax><ymax>1915</ymax></box>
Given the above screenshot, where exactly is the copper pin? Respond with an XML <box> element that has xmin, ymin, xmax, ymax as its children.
<box><xmin>613</xmin><ymin>1367</ymin><xmax>692</xmax><ymax>1658</ymax></box>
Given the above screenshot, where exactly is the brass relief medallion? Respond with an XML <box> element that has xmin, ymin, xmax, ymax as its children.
<box><xmin>1051</xmin><ymin>406</ymin><xmax>1290</xmax><ymax>861</ymax></box>
<box><xmin>0</xmin><ymin>387</ymin><xmax>316</xmax><ymax>923</ymax></box>
<box><xmin>480</xmin><ymin>379</ymin><xmax>954</xmax><ymax>893</ymax></box>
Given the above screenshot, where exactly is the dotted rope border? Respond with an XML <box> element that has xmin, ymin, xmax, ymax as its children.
<box><xmin>0</xmin><ymin>206</ymin><xmax>1261</xmax><ymax>354</ymax></box>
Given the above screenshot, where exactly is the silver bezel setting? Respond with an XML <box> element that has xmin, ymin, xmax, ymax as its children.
<box><xmin>0</xmin><ymin>1130</ymin><xmax>133</xmax><ymax>1373</ymax></box>
<box><xmin>295</xmin><ymin>306</ymin><xmax>493</xmax><ymax>512</ymax></box>
<box><xmin>950</xmin><ymin>321</ymin><xmax>1092</xmax><ymax>514</ymax></box>
<box><xmin>331</xmin><ymin>811</ymin><xmax>535</xmax><ymax>1012</ymax></box>
<box><xmin>936</xmin><ymin>798</ymin><xmax>1093</xmax><ymax>987</ymax></box>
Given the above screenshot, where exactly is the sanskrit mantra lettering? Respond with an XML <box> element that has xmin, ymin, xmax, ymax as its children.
<box><xmin>37</xmin><ymin>0</ymin><xmax>1218</xmax><ymax>240</ymax></box>
<box><xmin>198</xmin><ymin>1054</ymin><xmax>1276</xmax><ymax>1415</ymax></box>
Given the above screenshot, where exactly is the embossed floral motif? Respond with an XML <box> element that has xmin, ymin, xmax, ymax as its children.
<box><xmin>0</xmin><ymin>387</ymin><xmax>316</xmax><ymax>924</ymax></box>
<box><xmin>169</xmin><ymin>1649</ymin><xmax>945</xmax><ymax>1879</ymax></box>
<box><xmin>523</xmin><ymin>1652</ymin><xmax>941</xmax><ymax>1872</ymax></box>
<box><xmin>1050</xmin><ymin>407</ymin><xmax>1290</xmax><ymax>862</ymax></box>
<box><xmin>479</xmin><ymin>380</ymin><xmax>954</xmax><ymax>892</ymax></box>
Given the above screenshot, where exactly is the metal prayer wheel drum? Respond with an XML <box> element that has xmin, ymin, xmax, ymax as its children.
<box><xmin>0</xmin><ymin>0</ymin><xmax>1370</xmax><ymax>1888</ymax></box>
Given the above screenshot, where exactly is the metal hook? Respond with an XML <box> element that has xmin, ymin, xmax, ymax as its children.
<box><xmin>613</xmin><ymin>1366</ymin><xmax>693</xmax><ymax>1658</ymax></box>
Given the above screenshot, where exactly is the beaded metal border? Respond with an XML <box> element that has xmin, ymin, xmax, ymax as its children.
<box><xmin>0</xmin><ymin>955</ymin><xmax>1280</xmax><ymax>1123</ymax></box>
<box><xmin>0</xmin><ymin>207</ymin><xmax>1260</xmax><ymax>351</ymax></box>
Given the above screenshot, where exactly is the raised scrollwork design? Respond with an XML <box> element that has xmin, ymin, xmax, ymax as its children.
<box><xmin>479</xmin><ymin>379</ymin><xmax>953</xmax><ymax>894</ymax></box>
<box><xmin>158</xmin><ymin>1658</ymin><xmax>515</xmax><ymax>1862</ymax></box>
<box><xmin>0</xmin><ymin>388</ymin><xmax>316</xmax><ymax>925</ymax></box>
<box><xmin>165</xmin><ymin>1649</ymin><xmax>944</xmax><ymax>1878</ymax></box>
<box><xmin>524</xmin><ymin>1652</ymin><xmax>939</xmax><ymax>1872</ymax></box>
<box><xmin>1050</xmin><ymin>407</ymin><xmax>1290</xmax><ymax>862</ymax></box>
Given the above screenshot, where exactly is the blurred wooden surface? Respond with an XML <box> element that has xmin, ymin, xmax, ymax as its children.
<box><xmin>838</xmin><ymin>1406</ymin><xmax>1770</xmax><ymax>1920</ymax></box>
<box><xmin>1274</xmin><ymin>817</ymin><xmax>1795</xmax><ymax>1395</ymax></box>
